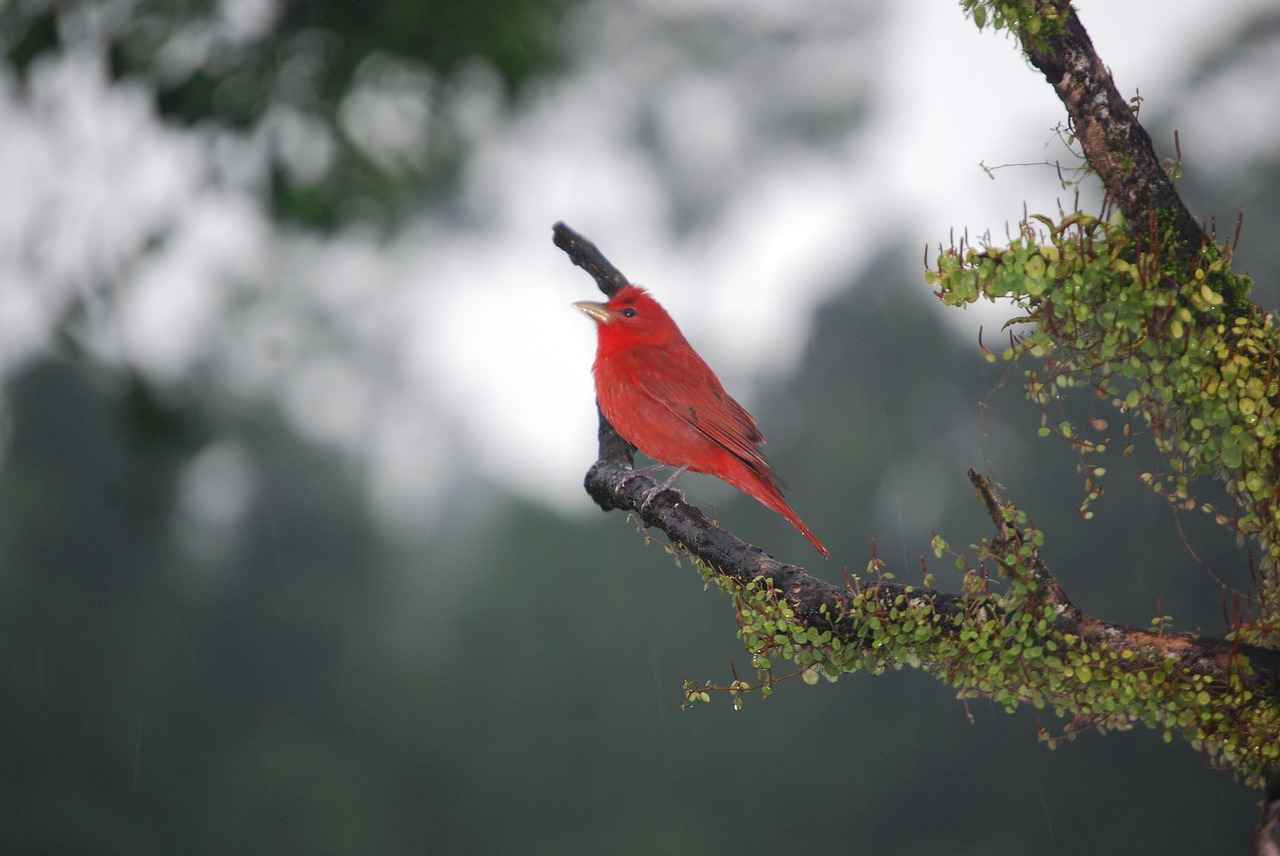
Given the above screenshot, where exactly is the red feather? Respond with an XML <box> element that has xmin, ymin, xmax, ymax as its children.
<box><xmin>576</xmin><ymin>284</ymin><xmax>828</xmax><ymax>558</ymax></box>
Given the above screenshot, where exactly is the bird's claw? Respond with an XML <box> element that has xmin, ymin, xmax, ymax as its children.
<box><xmin>632</xmin><ymin>463</ymin><xmax>689</xmax><ymax>512</ymax></box>
<box><xmin>638</xmin><ymin>483</ymin><xmax>686</xmax><ymax>512</ymax></box>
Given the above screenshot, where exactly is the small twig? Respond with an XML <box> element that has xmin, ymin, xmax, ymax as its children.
<box><xmin>968</xmin><ymin>469</ymin><xmax>1077</xmax><ymax>614</ymax></box>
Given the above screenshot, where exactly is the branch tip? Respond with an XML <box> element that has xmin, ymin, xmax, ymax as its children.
<box><xmin>552</xmin><ymin>221</ymin><xmax>631</xmax><ymax>298</ymax></box>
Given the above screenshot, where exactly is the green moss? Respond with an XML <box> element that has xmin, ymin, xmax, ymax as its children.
<box><xmin>918</xmin><ymin>200</ymin><xmax>1280</xmax><ymax>783</ymax></box>
<box><xmin>685</xmin><ymin>514</ymin><xmax>1273</xmax><ymax>784</ymax></box>
<box><xmin>928</xmin><ymin>205</ymin><xmax>1277</xmax><ymax>597</ymax></box>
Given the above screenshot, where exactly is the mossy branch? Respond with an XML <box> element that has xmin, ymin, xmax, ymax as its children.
<box><xmin>939</xmin><ymin>2</ymin><xmax>1280</xmax><ymax>631</ymax></box>
<box><xmin>932</xmin><ymin>1</ymin><xmax>1280</xmax><ymax>798</ymax></box>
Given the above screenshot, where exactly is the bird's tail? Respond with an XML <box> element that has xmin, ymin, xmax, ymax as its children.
<box><xmin>777</xmin><ymin>504</ymin><xmax>830</xmax><ymax>559</ymax></box>
<box><xmin>723</xmin><ymin>465</ymin><xmax>829</xmax><ymax>558</ymax></box>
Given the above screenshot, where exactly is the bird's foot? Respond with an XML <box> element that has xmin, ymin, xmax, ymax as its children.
<box><xmin>636</xmin><ymin>464</ymin><xmax>689</xmax><ymax>511</ymax></box>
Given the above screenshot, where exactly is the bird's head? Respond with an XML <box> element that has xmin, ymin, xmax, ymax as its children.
<box><xmin>573</xmin><ymin>284</ymin><xmax>683</xmax><ymax>349</ymax></box>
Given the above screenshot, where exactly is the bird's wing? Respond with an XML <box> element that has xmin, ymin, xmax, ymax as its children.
<box><xmin>617</xmin><ymin>346</ymin><xmax>773</xmax><ymax>474</ymax></box>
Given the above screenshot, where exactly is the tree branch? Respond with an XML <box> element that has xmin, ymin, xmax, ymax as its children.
<box><xmin>1260</xmin><ymin>771</ymin><xmax>1280</xmax><ymax>856</ymax></box>
<box><xmin>553</xmin><ymin>221</ymin><xmax>630</xmax><ymax>299</ymax></box>
<box><xmin>922</xmin><ymin>2</ymin><xmax>1280</xmax><ymax>803</ymax></box>
<box><xmin>1019</xmin><ymin>1</ymin><xmax>1245</xmax><ymax>302</ymax></box>
<box><xmin>1022</xmin><ymin>3</ymin><xmax>1199</xmax><ymax>242</ymax></box>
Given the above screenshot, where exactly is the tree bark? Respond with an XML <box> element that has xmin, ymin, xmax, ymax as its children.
<box><xmin>1020</xmin><ymin>1</ymin><xmax>1203</xmax><ymax>253</ymax></box>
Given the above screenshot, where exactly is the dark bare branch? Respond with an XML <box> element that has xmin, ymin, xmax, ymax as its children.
<box><xmin>553</xmin><ymin>221</ymin><xmax>631</xmax><ymax>299</ymax></box>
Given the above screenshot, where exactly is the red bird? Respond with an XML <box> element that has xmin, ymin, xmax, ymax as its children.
<box><xmin>574</xmin><ymin>284</ymin><xmax>829</xmax><ymax>558</ymax></box>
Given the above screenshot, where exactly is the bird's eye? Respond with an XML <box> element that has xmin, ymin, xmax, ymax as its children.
<box><xmin>621</xmin><ymin>307</ymin><xmax>637</xmax><ymax>318</ymax></box>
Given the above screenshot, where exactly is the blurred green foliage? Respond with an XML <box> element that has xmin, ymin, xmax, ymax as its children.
<box><xmin>2</xmin><ymin>0</ymin><xmax>576</xmax><ymax>229</ymax></box>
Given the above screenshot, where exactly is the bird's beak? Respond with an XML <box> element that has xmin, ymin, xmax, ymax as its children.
<box><xmin>573</xmin><ymin>300</ymin><xmax>613</xmax><ymax>325</ymax></box>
